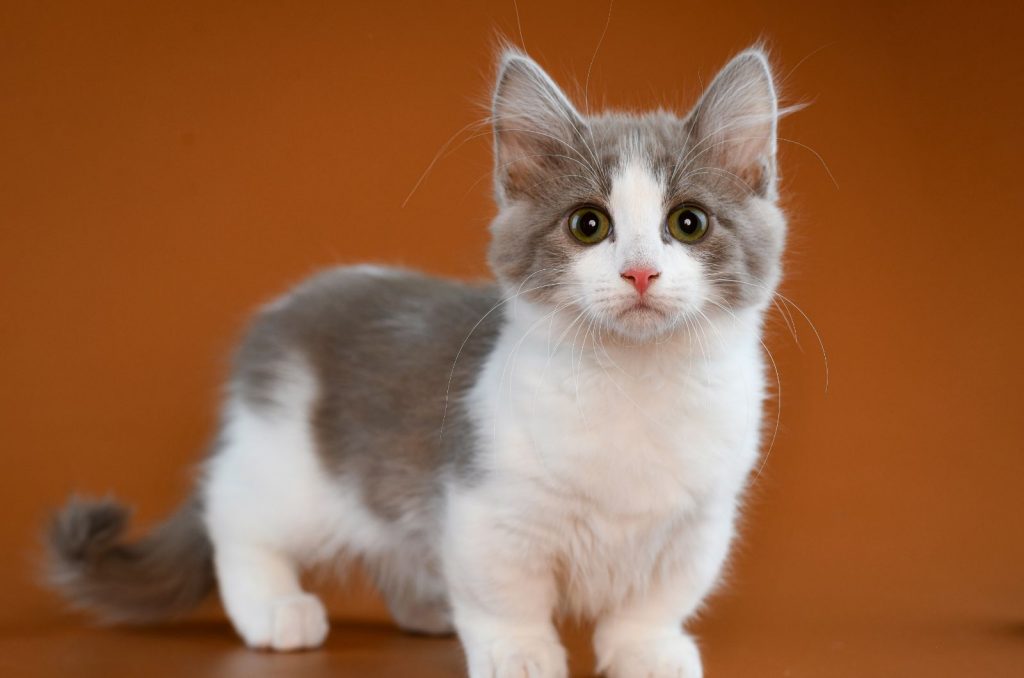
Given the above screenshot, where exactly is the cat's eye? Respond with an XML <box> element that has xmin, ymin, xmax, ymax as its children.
<box><xmin>667</xmin><ymin>205</ymin><xmax>709</xmax><ymax>243</ymax></box>
<box><xmin>568</xmin><ymin>206</ymin><xmax>611</xmax><ymax>244</ymax></box>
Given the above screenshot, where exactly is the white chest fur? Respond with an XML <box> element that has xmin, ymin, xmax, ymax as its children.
<box><xmin>457</xmin><ymin>301</ymin><xmax>767</xmax><ymax>615</ymax></box>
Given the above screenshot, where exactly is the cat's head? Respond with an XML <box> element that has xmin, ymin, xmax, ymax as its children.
<box><xmin>487</xmin><ymin>47</ymin><xmax>788</xmax><ymax>342</ymax></box>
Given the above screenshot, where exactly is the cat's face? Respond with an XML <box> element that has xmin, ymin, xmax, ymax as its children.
<box><xmin>488</xmin><ymin>49</ymin><xmax>787</xmax><ymax>342</ymax></box>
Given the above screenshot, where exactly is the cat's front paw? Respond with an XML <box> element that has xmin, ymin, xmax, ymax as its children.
<box><xmin>599</xmin><ymin>634</ymin><xmax>702</xmax><ymax>678</ymax></box>
<box><xmin>465</xmin><ymin>635</ymin><xmax>568</xmax><ymax>678</ymax></box>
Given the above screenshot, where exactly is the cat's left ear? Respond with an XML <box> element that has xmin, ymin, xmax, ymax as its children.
<box><xmin>492</xmin><ymin>50</ymin><xmax>587</xmax><ymax>204</ymax></box>
<box><xmin>688</xmin><ymin>48</ymin><xmax>780</xmax><ymax>198</ymax></box>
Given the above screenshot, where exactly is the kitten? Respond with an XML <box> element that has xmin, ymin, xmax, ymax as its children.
<box><xmin>47</xmin><ymin>46</ymin><xmax>788</xmax><ymax>678</ymax></box>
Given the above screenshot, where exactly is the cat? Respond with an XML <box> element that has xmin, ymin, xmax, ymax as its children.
<box><xmin>47</xmin><ymin>45</ymin><xmax>789</xmax><ymax>678</ymax></box>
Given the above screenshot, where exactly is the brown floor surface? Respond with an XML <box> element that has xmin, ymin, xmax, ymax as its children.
<box><xmin>2</xmin><ymin>601</ymin><xmax>1022</xmax><ymax>677</ymax></box>
<box><xmin>3</xmin><ymin>0</ymin><xmax>1024</xmax><ymax>676</ymax></box>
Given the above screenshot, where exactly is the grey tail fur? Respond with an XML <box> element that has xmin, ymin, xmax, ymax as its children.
<box><xmin>45</xmin><ymin>495</ymin><xmax>215</xmax><ymax>624</ymax></box>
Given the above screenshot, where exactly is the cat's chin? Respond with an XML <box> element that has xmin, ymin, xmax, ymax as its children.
<box><xmin>604</xmin><ymin>305</ymin><xmax>682</xmax><ymax>344</ymax></box>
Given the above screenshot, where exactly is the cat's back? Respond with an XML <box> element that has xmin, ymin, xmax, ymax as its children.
<box><xmin>236</xmin><ymin>264</ymin><xmax>500</xmax><ymax>387</ymax></box>
<box><xmin>229</xmin><ymin>265</ymin><xmax>503</xmax><ymax>518</ymax></box>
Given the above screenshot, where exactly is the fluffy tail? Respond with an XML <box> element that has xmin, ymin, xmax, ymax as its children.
<box><xmin>45</xmin><ymin>495</ymin><xmax>215</xmax><ymax>624</ymax></box>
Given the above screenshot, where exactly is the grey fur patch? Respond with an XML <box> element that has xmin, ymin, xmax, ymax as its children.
<box><xmin>45</xmin><ymin>495</ymin><xmax>214</xmax><ymax>624</ymax></box>
<box><xmin>233</xmin><ymin>267</ymin><xmax>503</xmax><ymax>519</ymax></box>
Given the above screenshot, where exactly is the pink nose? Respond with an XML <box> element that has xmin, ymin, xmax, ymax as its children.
<box><xmin>620</xmin><ymin>267</ymin><xmax>660</xmax><ymax>295</ymax></box>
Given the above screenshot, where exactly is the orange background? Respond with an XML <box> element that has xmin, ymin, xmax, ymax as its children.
<box><xmin>2</xmin><ymin>1</ymin><xmax>1022</xmax><ymax>676</ymax></box>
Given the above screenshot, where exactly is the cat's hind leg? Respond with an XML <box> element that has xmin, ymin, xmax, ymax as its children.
<box><xmin>202</xmin><ymin>360</ymin><xmax>339</xmax><ymax>651</ymax></box>
<box><xmin>213</xmin><ymin>542</ymin><xmax>329</xmax><ymax>651</ymax></box>
<box><xmin>383</xmin><ymin>582</ymin><xmax>453</xmax><ymax>636</ymax></box>
<box><xmin>372</xmin><ymin>543</ymin><xmax>454</xmax><ymax>636</ymax></box>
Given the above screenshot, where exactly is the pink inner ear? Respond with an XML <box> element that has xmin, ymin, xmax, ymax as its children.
<box><xmin>694</xmin><ymin>106</ymin><xmax>776</xmax><ymax>195</ymax></box>
<box><xmin>724</xmin><ymin>116</ymin><xmax>775</xmax><ymax>191</ymax></box>
<box><xmin>495</xmin><ymin>119</ymin><xmax>566</xmax><ymax>197</ymax></box>
<box><xmin>494</xmin><ymin>106</ymin><xmax>590</xmax><ymax>200</ymax></box>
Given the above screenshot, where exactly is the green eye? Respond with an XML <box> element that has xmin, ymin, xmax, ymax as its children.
<box><xmin>667</xmin><ymin>205</ymin><xmax>709</xmax><ymax>243</ymax></box>
<box><xmin>568</xmin><ymin>206</ymin><xmax>611</xmax><ymax>244</ymax></box>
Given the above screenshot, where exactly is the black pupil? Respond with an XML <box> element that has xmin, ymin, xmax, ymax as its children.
<box><xmin>579</xmin><ymin>212</ymin><xmax>600</xmax><ymax>237</ymax></box>
<box><xmin>677</xmin><ymin>210</ymin><xmax>699</xmax><ymax>234</ymax></box>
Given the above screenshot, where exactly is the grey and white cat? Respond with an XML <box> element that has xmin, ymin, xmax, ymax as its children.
<box><xmin>48</xmin><ymin>47</ymin><xmax>789</xmax><ymax>678</ymax></box>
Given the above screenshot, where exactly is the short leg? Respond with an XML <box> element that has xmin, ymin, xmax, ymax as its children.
<box><xmin>594</xmin><ymin>512</ymin><xmax>734</xmax><ymax>678</ymax></box>
<box><xmin>593</xmin><ymin>592</ymin><xmax>703</xmax><ymax>678</ymax></box>
<box><xmin>374</xmin><ymin>548</ymin><xmax>455</xmax><ymax>636</ymax></box>
<box><xmin>385</xmin><ymin>588</ymin><xmax>454</xmax><ymax>636</ymax></box>
<box><xmin>453</xmin><ymin>585</ymin><xmax>567</xmax><ymax>678</ymax></box>
<box><xmin>444</xmin><ymin>496</ymin><xmax>568</xmax><ymax>678</ymax></box>
<box><xmin>213</xmin><ymin>542</ymin><xmax>329</xmax><ymax>651</ymax></box>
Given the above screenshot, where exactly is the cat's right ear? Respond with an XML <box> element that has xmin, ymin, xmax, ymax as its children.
<box><xmin>492</xmin><ymin>50</ymin><xmax>587</xmax><ymax>204</ymax></box>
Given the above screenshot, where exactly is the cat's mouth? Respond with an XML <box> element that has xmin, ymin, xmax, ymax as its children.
<box><xmin>605</xmin><ymin>299</ymin><xmax>679</xmax><ymax>341</ymax></box>
<box><xmin>617</xmin><ymin>299</ymin><xmax>666</xmax><ymax>318</ymax></box>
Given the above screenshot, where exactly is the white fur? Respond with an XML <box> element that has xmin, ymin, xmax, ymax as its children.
<box><xmin>445</xmin><ymin>157</ymin><xmax>766</xmax><ymax>677</ymax></box>
<box><xmin>445</xmin><ymin>304</ymin><xmax>762</xmax><ymax>677</ymax></box>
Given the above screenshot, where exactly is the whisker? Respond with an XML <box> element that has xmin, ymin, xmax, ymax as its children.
<box><xmin>705</xmin><ymin>276</ymin><xmax>828</xmax><ymax>392</ymax></box>
<box><xmin>675</xmin><ymin>167</ymin><xmax>757</xmax><ymax>197</ymax></box>
<box><xmin>402</xmin><ymin>117</ymin><xmax>490</xmax><ymax>208</ymax></box>
<box><xmin>498</xmin><ymin>298</ymin><xmax>577</xmax><ymax>421</ymax></box>
<box><xmin>511</xmin><ymin>0</ymin><xmax>526</xmax><ymax>51</ymax></box>
<box><xmin>439</xmin><ymin>279</ymin><xmax>582</xmax><ymax>443</ymax></box>
<box><xmin>704</xmin><ymin>298</ymin><xmax>783</xmax><ymax>480</ymax></box>
<box><xmin>583</xmin><ymin>0</ymin><xmax>614</xmax><ymax>116</ymax></box>
<box><xmin>777</xmin><ymin>136</ymin><xmax>839</xmax><ymax>189</ymax></box>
